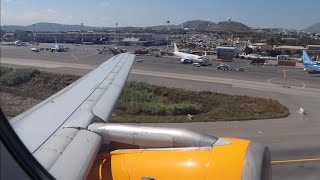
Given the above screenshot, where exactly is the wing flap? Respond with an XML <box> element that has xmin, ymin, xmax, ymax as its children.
<box><xmin>92</xmin><ymin>84</ymin><xmax>123</xmax><ymax>121</ymax></box>
<box><xmin>93</xmin><ymin>53</ymin><xmax>134</xmax><ymax>121</ymax></box>
<box><xmin>34</xmin><ymin>128</ymin><xmax>79</xmax><ymax>169</ymax></box>
<box><xmin>48</xmin><ymin>130</ymin><xmax>102</xmax><ymax>180</ymax></box>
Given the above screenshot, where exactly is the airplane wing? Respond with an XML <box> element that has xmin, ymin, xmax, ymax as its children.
<box><xmin>10</xmin><ymin>53</ymin><xmax>135</xmax><ymax>180</ymax></box>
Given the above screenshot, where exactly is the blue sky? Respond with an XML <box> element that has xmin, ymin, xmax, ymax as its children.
<box><xmin>1</xmin><ymin>0</ymin><xmax>320</xmax><ymax>29</ymax></box>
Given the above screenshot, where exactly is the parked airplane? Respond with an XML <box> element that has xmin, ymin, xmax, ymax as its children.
<box><xmin>302</xmin><ymin>50</ymin><xmax>320</xmax><ymax>73</ymax></box>
<box><xmin>51</xmin><ymin>37</ymin><xmax>67</xmax><ymax>52</ymax></box>
<box><xmin>0</xmin><ymin>40</ymin><xmax>25</xmax><ymax>46</ymax></box>
<box><xmin>14</xmin><ymin>40</ymin><xmax>22</xmax><ymax>46</ymax></box>
<box><xmin>2</xmin><ymin>53</ymin><xmax>271</xmax><ymax>179</ymax></box>
<box><xmin>173</xmin><ymin>43</ymin><xmax>211</xmax><ymax>65</ymax></box>
<box><xmin>99</xmin><ymin>36</ymin><xmax>107</xmax><ymax>42</ymax></box>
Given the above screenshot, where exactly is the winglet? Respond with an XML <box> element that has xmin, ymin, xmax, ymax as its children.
<box><xmin>174</xmin><ymin>43</ymin><xmax>179</xmax><ymax>52</ymax></box>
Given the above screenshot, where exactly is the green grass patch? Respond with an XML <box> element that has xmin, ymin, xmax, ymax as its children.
<box><xmin>116</xmin><ymin>81</ymin><xmax>202</xmax><ymax>115</ymax></box>
<box><xmin>0</xmin><ymin>68</ymin><xmax>40</xmax><ymax>86</ymax></box>
<box><xmin>110</xmin><ymin>81</ymin><xmax>289</xmax><ymax>123</ymax></box>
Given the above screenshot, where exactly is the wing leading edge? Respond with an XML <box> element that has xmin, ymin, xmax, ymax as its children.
<box><xmin>9</xmin><ymin>53</ymin><xmax>135</xmax><ymax>179</ymax></box>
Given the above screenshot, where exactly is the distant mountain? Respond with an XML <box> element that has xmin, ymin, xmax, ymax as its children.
<box><xmin>1</xmin><ymin>20</ymin><xmax>252</xmax><ymax>33</ymax></box>
<box><xmin>1</xmin><ymin>22</ymin><xmax>100</xmax><ymax>32</ymax></box>
<box><xmin>304</xmin><ymin>23</ymin><xmax>320</xmax><ymax>33</ymax></box>
<box><xmin>206</xmin><ymin>21</ymin><xmax>251</xmax><ymax>32</ymax></box>
<box><xmin>181</xmin><ymin>20</ymin><xmax>216</xmax><ymax>29</ymax></box>
<box><xmin>180</xmin><ymin>20</ymin><xmax>251</xmax><ymax>32</ymax></box>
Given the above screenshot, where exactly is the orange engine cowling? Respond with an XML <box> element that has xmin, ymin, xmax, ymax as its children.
<box><xmin>110</xmin><ymin>138</ymin><xmax>271</xmax><ymax>180</ymax></box>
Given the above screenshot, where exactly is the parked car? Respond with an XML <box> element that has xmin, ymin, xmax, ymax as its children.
<box><xmin>217</xmin><ymin>64</ymin><xmax>230</xmax><ymax>70</ymax></box>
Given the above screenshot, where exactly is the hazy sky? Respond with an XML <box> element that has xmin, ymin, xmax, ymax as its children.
<box><xmin>1</xmin><ymin>0</ymin><xmax>320</xmax><ymax>29</ymax></box>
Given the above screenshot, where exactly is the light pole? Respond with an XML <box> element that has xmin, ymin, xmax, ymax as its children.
<box><xmin>115</xmin><ymin>22</ymin><xmax>118</xmax><ymax>45</ymax></box>
<box><xmin>32</xmin><ymin>24</ymin><xmax>36</xmax><ymax>42</ymax></box>
<box><xmin>81</xmin><ymin>23</ymin><xmax>84</xmax><ymax>43</ymax></box>
<box><xmin>2</xmin><ymin>25</ymin><xmax>7</xmax><ymax>41</ymax></box>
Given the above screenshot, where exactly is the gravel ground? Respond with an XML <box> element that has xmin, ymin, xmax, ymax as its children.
<box><xmin>1</xmin><ymin>91</ymin><xmax>41</xmax><ymax>118</ymax></box>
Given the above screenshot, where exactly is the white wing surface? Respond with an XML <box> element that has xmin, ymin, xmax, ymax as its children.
<box><xmin>10</xmin><ymin>53</ymin><xmax>135</xmax><ymax>179</ymax></box>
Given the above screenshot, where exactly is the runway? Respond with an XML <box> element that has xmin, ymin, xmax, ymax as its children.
<box><xmin>1</xmin><ymin>45</ymin><xmax>320</xmax><ymax>179</ymax></box>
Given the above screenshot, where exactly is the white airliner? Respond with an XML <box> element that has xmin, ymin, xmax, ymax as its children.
<box><xmin>51</xmin><ymin>37</ymin><xmax>67</xmax><ymax>52</ymax></box>
<box><xmin>173</xmin><ymin>43</ymin><xmax>210</xmax><ymax>65</ymax></box>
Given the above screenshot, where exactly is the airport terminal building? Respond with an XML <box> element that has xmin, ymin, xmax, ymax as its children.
<box><xmin>33</xmin><ymin>32</ymin><xmax>169</xmax><ymax>46</ymax></box>
<box><xmin>307</xmin><ymin>45</ymin><xmax>320</xmax><ymax>54</ymax></box>
<box><xmin>273</xmin><ymin>45</ymin><xmax>306</xmax><ymax>54</ymax></box>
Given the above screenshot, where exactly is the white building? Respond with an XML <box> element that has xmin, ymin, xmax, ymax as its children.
<box><xmin>273</xmin><ymin>45</ymin><xmax>306</xmax><ymax>54</ymax></box>
<box><xmin>307</xmin><ymin>45</ymin><xmax>320</xmax><ymax>54</ymax></box>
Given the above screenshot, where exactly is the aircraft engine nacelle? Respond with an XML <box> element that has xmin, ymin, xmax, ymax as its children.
<box><xmin>110</xmin><ymin>138</ymin><xmax>271</xmax><ymax>180</ymax></box>
<box><xmin>181</xmin><ymin>59</ymin><xmax>186</xmax><ymax>63</ymax></box>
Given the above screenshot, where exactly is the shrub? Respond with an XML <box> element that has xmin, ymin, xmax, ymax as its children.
<box><xmin>0</xmin><ymin>68</ymin><xmax>40</xmax><ymax>86</ymax></box>
<box><xmin>116</xmin><ymin>81</ymin><xmax>203</xmax><ymax>116</ymax></box>
<box><xmin>140</xmin><ymin>102</ymin><xmax>167</xmax><ymax>115</ymax></box>
<box><xmin>125</xmin><ymin>81</ymin><xmax>155</xmax><ymax>93</ymax></box>
<box><xmin>168</xmin><ymin>103</ymin><xmax>202</xmax><ymax>115</ymax></box>
<box><xmin>0</xmin><ymin>67</ymin><xmax>12</xmax><ymax>76</ymax></box>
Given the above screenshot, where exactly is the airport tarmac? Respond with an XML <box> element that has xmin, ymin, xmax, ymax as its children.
<box><xmin>1</xmin><ymin>45</ymin><xmax>320</xmax><ymax>179</ymax></box>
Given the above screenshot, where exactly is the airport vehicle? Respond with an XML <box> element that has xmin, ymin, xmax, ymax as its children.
<box><xmin>173</xmin><ymin>43</ymin><xmax>210</xmax><ymax>65</ymax></box>
<box><xmin>217</xmin><ymin>64</ymin><xmax>244</xmax><ymax>72</ymax></box>
<box><xmin>110</xmin><ymin>47</ymin><xmax>126</xmax><ymax>55</ymax></box>
<box><xmin>30</xmin><ymin>47</ymin><xmax>40</xmax><ymax>52</ymax></box>
<box><xmin>3</xmin><ymin>53</ymin><xmax>271</xmax><ymax>180</ymax></box>
<box><xmin>237</xmin><ymin>67</ymin><xmax>245</xmax><ymax>72</ymax></box>
<box><xmin>251</xmin><ymin>59</ymin><xmax>265</xmax><ymax>66</ymax></box>
<box><xmin>217</xmin><ymin>47</ymin><xmax>235</xmax><ymax>61</ymax></box>
<box><xmin>248</xmin><ymin>54</ymin><xmax>260</xmax><ymax>60</ymax></box>
<box><xmin>241</xmin><ymin>53</ymin><xmax>260</xmax><ymax>60</ymax></box>
<box><xmin>276</xmin><ymin>55</ymin><xmax>289</xmax><ymax>61</ymax></box>
<box><xmin>302</xmin><ymin>50</ymin><xmax>320</xmax><ymax>73</ymax></box>
<box><xmin>217</xmin><ymin>64</ymin><xmax>231</xmax><ymax>70</ymax></box>
<box><xmin>238</xmin><ymin>53</ymin><xmax>248</xmax><ymax>59</ymax></box>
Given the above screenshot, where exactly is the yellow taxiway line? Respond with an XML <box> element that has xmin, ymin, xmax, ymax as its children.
<box><xmin>267</xmin><ymin>77</ymin><xmax>306</xmax><ymax>89</ymax></box>
<box><xmin>99</xmin><ymin>159</ymin><xmax>107</xmax><ymax>180</ymax></box>
<box><xmin>272</xmin><ymin>158</ymin><xmax>320</xmax><ymax>164</ymax></box>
